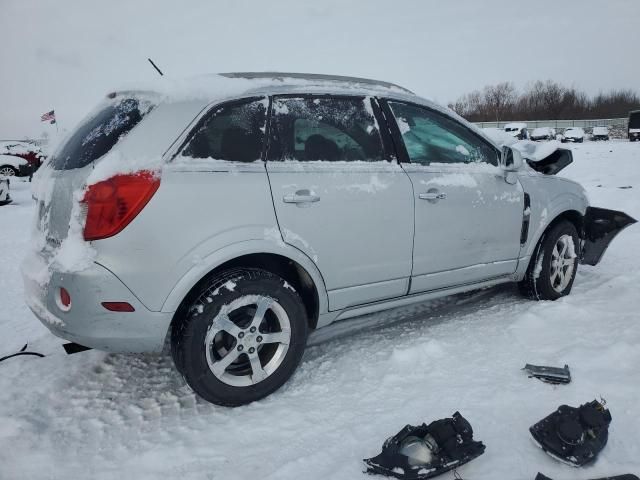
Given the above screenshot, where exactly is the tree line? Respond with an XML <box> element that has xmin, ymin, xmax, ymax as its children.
<box><xmin>448</xmin><ymin>80</ymin><xmax>640</xmax><ymax>122</ymax></box>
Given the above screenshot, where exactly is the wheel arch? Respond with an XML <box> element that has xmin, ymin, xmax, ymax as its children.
<box><xmin>526</xmin><ymin>207</ymin><xmax>585</xmax><ymax>261</ymax></box>
<box><xmin>163</xmin><ymin>241</ymin><xmax>328</xmax><ymax>334</ymax></box>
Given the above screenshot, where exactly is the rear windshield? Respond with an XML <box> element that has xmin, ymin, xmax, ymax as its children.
<box><xmin>630</xmin><ymin>112</ymin><xmax>640</xmax><ymax>129</ymax></box>
<box><xmin>51</xmin><ymin>97</ymin><xmax>153</xmax><ymax>170</ymax></box>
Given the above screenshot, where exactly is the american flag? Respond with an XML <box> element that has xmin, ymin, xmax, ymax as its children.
<box><xmin>40</xmin><ymin>110</ymin><xmax>56</xmax><ymax>123</ymax></box>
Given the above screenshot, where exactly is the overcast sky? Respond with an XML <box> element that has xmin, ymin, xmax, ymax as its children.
<box><xmin>1</xmin><ymin>0</ymin><xmax>638</xmax><ymax>138</ymax></box>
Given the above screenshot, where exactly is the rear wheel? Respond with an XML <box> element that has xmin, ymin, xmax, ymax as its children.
<box><xmin>519</xmin><ymin>220</ymin><xmax>579</xmax><ymax>300</ymax></box>
<box><xmin>0</xmin><ymin>166</ymin><xmax>17</xmax><ymax>176</ymax></box>
<box><xmin>171</xmin><ymin>268</ymin><xmax>308</xmax><ymax>406</ymax></box>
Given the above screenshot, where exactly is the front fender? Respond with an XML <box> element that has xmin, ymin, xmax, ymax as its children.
<box><xmin>160</xmin><ymin>238</ymin><xmax>329</xmax><ymax>315</ymax></box>
<box><xmin>522</xmin><ymin>189</ymin><xmax>587</xmax><ymax>259</ymax></box>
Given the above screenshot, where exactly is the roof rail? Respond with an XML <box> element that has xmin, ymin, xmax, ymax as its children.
<box><xmin>220</xmin><ymin>72</ymin><xmax>414</xmax><ymax>94</ymax></box>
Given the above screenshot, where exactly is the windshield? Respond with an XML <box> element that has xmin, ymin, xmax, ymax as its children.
<box><xmin>51</xmin><ymin>97</ymin><xmax>154</xmax><ymax>170</ymax></box>
<box><xmin>630</xmin><ymin>112</ymin><xmax>640</xmax><ymax>129</ymax></box>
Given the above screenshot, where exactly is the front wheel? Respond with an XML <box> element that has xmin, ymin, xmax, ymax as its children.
<box><xmin>519</xmin><ymin>220</ymin><xmax>579</xmax><ymax>300</ymax></box>
<box><xmin>171</xmin><ymin>268</ymin><xmax>309</xmax><ymax>406</ymax></box>
<box><xmin>0</xmin><ymin>166</ymin><xmax>17</xmax><ymax>176</ymax></box>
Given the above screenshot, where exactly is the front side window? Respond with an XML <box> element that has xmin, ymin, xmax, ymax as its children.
<box><xmin>269</xmin><ymin>96</ymin><xmax>385</xmax><ymax>162</ymax></box>
<box><xmin>388</xmin><ymin>101</ymin><xmax>498</xmax><ymax>166</ymax></box>
<box><xmin>182</xmin><ymin>98</ymin><xmax>267</xmax><ymax>162</ymax></box>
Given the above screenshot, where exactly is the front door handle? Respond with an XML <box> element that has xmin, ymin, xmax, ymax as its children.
<box><xmin>283</xmin><ymin>189</ymin><xmax>321</xmax><ymax>204</ymax></box>
<box><xmin>419</xmin><ymin>191</ymin><xmax>447</xmax><ymax>201</ymax></box>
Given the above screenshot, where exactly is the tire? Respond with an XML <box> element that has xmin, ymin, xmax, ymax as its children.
<box><xmin>171</xmin><ymin>268</ymin><xmax>309</xmax><ymax>406</ymax></box>
<box><xmin>0</xmin><ymin>166</ymin><xmax>17</xmax><ymax>176</ymax></box>
<box><xmin>518</xmin><ymin>220</ymin><xmax>579</xmax><ymax>301</ymax></box>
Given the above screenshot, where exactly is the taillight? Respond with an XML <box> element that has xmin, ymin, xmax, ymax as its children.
<box><xmin>82</xmin><ymin>171</ymin><xmax>160</xmax><ymax>241</ymax></box>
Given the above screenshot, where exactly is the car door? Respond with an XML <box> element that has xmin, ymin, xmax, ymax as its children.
<box><xmin>266</xmin><ymin>95</ymin><xmax>414</xmax><ymax>310</ymax></box>
<box><xmin>382</xmin><ymin>99</ymin><xmax>524</xmax><ymax>293</ymax></box>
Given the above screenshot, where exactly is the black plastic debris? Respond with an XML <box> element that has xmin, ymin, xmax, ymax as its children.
<box><xmin>523</xmin><ymin>364</ymin><xmax>571</xmax><ymax>385</ymax></box>
<box><xmin>536</xmin><ymin>474</ymin><xmax>638</xmax><ymax>480</ymax></box>
<box><xmin>63</xmin><ymin>342</ymin><xmax>92</xmax><ymax>355</ymax></box>
<box><xmin>530</xmin><ymin>399</ymin><xmax>611</xmax><ymax>467</ymax></box>
<box><xmin>363</xmin><ymin>412</ymin><xmax>485</xmax><ymax>479</ymax></box>
<box><xmin>0</xmin><ymin>344</ymin><xmax>45</xmax><ymax>363</ymax></box>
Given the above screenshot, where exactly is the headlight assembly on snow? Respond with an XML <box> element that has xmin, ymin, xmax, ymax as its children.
<box><xmin>363</xmin><ymin>411</ymin><xmax>485</xmax><ymax>479</ymax></box>
<box><xmin>530</xmin><ymin>399</ymin><xmax>612</xmax><ymax>467</ymax></box>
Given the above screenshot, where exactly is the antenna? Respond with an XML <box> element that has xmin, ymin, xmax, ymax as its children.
<box><xmin>147</xmin><ymin>58</ymin><xmax>164</xmax><ymax>77</ymax></box>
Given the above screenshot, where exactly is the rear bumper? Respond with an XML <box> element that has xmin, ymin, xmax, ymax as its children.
<box><xmin>21</xmin><ymin>254</ymin><xmax>172</xmax><ymax>352</ymax></box>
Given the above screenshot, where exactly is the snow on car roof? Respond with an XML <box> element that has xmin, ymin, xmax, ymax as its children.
<box><xmin>114</xmin><ymin>72</ymin><xmax>415</xmax><ymax>105</ymax></box>
<box><xmin>504</xmin><ymin>122</ymin><xmax>527</xmax><ymax>128</ymax></box>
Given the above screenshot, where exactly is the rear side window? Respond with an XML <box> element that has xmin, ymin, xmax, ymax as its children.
<box><xmin>52</xmin><ymin>97</ymin><xmax>152</xmax><ymax>170</ymax></box>
<box><xmin>181</xmin><ymin>98</ymin><xmax>267</xmax><ymax>162</ymax></box>
<box><xmin>268</xmin><ymin>96</ymin><xmax>385</xmax><ymax>162</ymax></box>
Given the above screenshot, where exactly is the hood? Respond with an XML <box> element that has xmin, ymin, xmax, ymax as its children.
<box><xmin>513</xmin><ymin>140</ymin><xmax>573</xmax><ymax>175</ymax></box>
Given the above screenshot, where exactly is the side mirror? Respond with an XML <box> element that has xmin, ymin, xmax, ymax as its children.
<box><xmin>500</xmin><ymin>146</ymin><xmax>523</xmax><ymax>172</ymax></box>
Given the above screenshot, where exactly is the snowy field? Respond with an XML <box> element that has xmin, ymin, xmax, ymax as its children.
<box><xmin>1</xmin><ymin>141</ymin><xmax>639</xmax><ymax>479</ymax></box>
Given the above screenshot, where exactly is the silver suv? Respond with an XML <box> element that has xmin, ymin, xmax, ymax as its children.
<box><xmin>22</xmin><ymin>73</ymin><xmax>635</xmax><ymax>406</ymax></box>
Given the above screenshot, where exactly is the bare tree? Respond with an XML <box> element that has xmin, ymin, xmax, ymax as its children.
<box><xmin>483</xmin><ymin>82</ymin><xmax>517</xmax><ymax>121</ymax></box>
<box><xmin>450</xmin><ymin>81</ymin><xmax>640</xmax><ymax>121</ymax></box>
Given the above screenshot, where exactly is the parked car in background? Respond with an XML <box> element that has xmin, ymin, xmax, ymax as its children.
<box><xmin>0</xmin><ymin>141</ymin><xmax>45</xmax><ymax>176</ymax></box>
<box><xmin>561</xmin><ymin>127</ymin><xmax>585</xmax><ymax>143</ymax></box>
<box><xmin>22</xmin><ymin>73</ymin><xmax>636</xmax><ymax>407</ymax></box>
<box><xmin>530</xmin><ymin>127</ymin><xmax>556</xmax><ymax>141</ymax></box>
<box><xmin>629</xmin><ymin>110</ymin><xmax>640</xmax><ymax>142</ymax></box>
<box><xmin>0</xmin><ymin>176</ymin><xmax>11</xmax><ymax>205</ymax></box>
<box><xmin>0</xmin><ymin>154</ymin><xmax>30</xmax><ymax>177</ymax></box>
<box><xmin>504</xmin><ymin>122</ymin><xmax>528</xmax><ymax>140</ymax></box>
<box><xmin>591</xmin><ymin>126</ymin><xmax>610</xmax><ymax>141</ymax></box>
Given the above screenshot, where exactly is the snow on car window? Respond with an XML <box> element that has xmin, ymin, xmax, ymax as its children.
<box><xmin>396</xmin><ymin>117</ymin><xmax>411</xmax><ymax>135</ymax></box>
<box><xmin>51</xmin><ymin>97</ymin><xmax>154</xmax><ymax>170</ymax></box>
<box><xmin>389</xmin><ymin>101</ymin><xmax>498</xmax><ymax>166</ymax></box>
<box><xmin>181</xmin><ymin>99</ymin><xmax>267</xmax><ymax>162</ymax></box>
<box><xmin>269</xmin><ymin>96</ymin><xmax>386</xmax><ymax>162</ymax></box>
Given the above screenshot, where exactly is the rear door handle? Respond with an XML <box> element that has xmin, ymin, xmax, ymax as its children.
<box><xmin>283</xmin><ymin>190</ymin><xmax>321</xmax><ymax>204</ymax></box>
<box><xmin>419</xmin><ymin>192</ymin><xmax>447</xmax><ymax>201</ymax></box>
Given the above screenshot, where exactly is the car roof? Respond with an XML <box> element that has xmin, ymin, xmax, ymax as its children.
<box><xmin>116</xmin><ymin>72</ymin><xmax>416</xmax><ymax>104</ymax></box>
<box><xmin>112</xmin><ymin>72</ymin><xmax>501</xmax><ymax>150</ymax></box>
<box><xmin>220</xmin><ymin>72</ymin><xmax>414</xmax><ymax>94</ymax></box>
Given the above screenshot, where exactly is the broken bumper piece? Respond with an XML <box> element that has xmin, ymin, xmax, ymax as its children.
<box><xmin>523</xmin><ymin>363</ymin><xmax>571</xmax><ymax>384</ymax></box>
<box><xmin>581</xmin><ymin>207</ymin><xmax>636</xmax><ymax>266</ymax></box>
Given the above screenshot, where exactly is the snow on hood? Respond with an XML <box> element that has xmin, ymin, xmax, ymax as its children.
<box><xmin>512</xmin><ymin>140</ymin><xmax>563</xmax><ymax>161</ymax></box>
<box><xmin>480</xmin><ymin>130</ymin><xmax>568</xmax><ymax>165</ymax></box>
<box><xmin>564</xmin><ymin>128</ymin><xmax>584</xmax><ymax>137</ymax></box>
<box><xmin>531</xmin><ymin>127</ymin><xmax>552</xmax><ymax>136</ymax></box>
<box><xmin>482</xmin><ymin>128</ymin><xmax>518</xmax><ymax>146</ymax></box>
<box><xmin>504</xmin><ymin>122</ymin><xmax>526</xmax><ymax>130</ymax></box>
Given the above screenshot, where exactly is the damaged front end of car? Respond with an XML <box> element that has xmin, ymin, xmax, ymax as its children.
<box><xmin>580</xmin><ymin>207</ymin><xmax>637</xmax><ymax>266</ymax></box>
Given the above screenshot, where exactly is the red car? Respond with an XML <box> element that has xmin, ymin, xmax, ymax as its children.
<box><xmin>0</xmin><ymin>141</ymin><xmax>45</xmax><ymax>176</ymax></box>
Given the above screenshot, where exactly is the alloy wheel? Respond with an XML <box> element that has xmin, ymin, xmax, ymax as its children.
<box><xmin>204</xmin><ymin>295</ymin><xmax>291</xmax><ymax>387</ymax></box>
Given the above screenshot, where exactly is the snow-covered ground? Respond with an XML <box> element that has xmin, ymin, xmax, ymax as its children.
<box><xmin>1</xmin><ymin>141</ymin><xmax>639</xmax><ymax>479</ymax></box>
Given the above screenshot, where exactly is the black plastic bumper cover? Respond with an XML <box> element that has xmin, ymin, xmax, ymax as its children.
<box><xmin>581</xmin><ymin>207</ymin><xmax>637</xmax><ymax>266</ymax></box>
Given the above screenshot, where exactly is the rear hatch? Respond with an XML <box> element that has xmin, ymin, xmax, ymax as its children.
<box><xmin>35</xmin><ymin>95</ymin><xmax>156</xmax><ymax>254</ymax></box>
